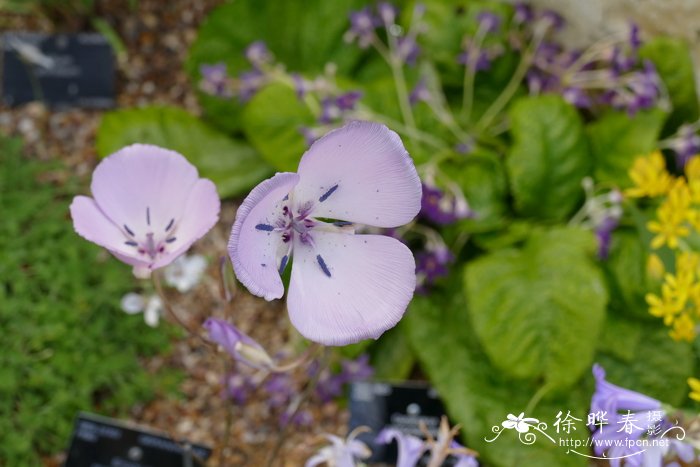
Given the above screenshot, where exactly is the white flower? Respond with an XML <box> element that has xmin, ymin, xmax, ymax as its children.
<box><xmin>119</xmin><ymin>292</ymin><xmax>162</xmax><ymax>327</ymax></box>
<box><xmin>164</xmin><ymin>254</ymin><xmax>208</xmax><ymax>292</ymax></box>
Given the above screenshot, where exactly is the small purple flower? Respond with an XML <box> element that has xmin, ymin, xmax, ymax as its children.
<box><xmin>228</xmin><ymin>121</ymin><xmax>421</xmax><ymax>345</ymax></box>
<box><xmin>563</xmin><ymin>87</ymin><xmax>592</xmax><ymax>109</ymax></box>
<box><xmin>341</xmin><ymin>354</ymin><xmax>374</xmax><ymax>382</ymax></box>
<box><xmin>70</xmin><ymin>145</ymin><xmax>220</xmax><ymax>278</ymax></box>
<box><xmin>204</xmin><ymin>318</ymin><xmax>274</xmax><ymax>369</ymax></box>
<box><xmin>376</xmin><ymin>428</ymin><xmax>426</xmax><ymax>467</ymax></box>
<box><xmin>265</xmin><ymin>373</ymin><xmax>295</xmax><ymax>408</ymax></box>
<box><xmin>280</xmin><ymin>409</ymin><xmax>314</xmax><ymax>428</ymax></box>
<box><xmin>315</xmin><ymin>371</ymin><xmax>346</xmax><ymax>403</ymax></box>
<box><xmin>224</xmin><ymin>372</ymin><xmax>254</xmax><ymax>404</ymax></box>
<box><xmin>238</xmin><ymin>69</ymin><xmax>266</xmax><ymax>103</ymax></box>
<box><xmin>513</xmin><ymin>2</ymin><xmax>533</xmax><ymax>24</ymax></box>
<box><xmin>455</xmin><ymin>141</ymin><xmax>473</xmax><ymax>154</ymax></box>
<box><xmin>245</xmin><ymin>41</ymin><xmax>272</xmax><ymax>68</ymax></box>
<box><xmin>292</xmin><ymin>73</ymin><xmax>310</xmax><ymax>100</ymax></box>
<box><xmin>539</xmin><ymin>9</ymin><xmax>564</xmax><ymax>31</ymax></box>
<box><xmin>629</xmin><ymin>23</ymin><xmax>641</xmax><ymax>51</ymax></box>
<box><xmin>409</xmin><ymin>78</ymin><xmax>431</xmax><ymax>105</ymax></box>
<box><xmin>346</xmin><ymin>8</ymin><xmax>380</xmax><ymax>48</ymax></box>
<box><xmin>477</xmin><ymin>11</ymin><xmax>501</xmax><ymax>33</ymax></box>
<box><xmin>335</xmin><ymin>91</ymin><xmax>363</xmax><ymax>111</ymax></box>
<box><xmin>319</xmin><ymin>97</ymin><xmax>341</xmax><ymax>124</ymax></box>
<box><xmin>667</xmin><ymin>124</ymin><xmax>700</xmax><ymax>167</ymax></box>
<box><xmin>420</xmin><ymin>183</ymin><xmax>472</xmax><ymax>225</ymax></box>
<box><xmin>415</xmin><ymin>247</ymin><xmax>453</xmax><ymax>293</ymax></box>
<box><xmin>377</xmin><ymin>2</ymin><xmax>398</xmax><ymax>24</ymax></box>
<box><xmin>458</xmin><ymin>48</ymin><xmax>492</xmax><ymax>72</ymax></box>
<box><xmin>595</xmin><ymin>216</ymin><xmax>618</xmax><ymax>260</ymax></box>
<box><xmin>199</xmin><ymin>63</ymin><xmax>231</xmax><ymax>98</ymax></box>
<box><xmin>396</xmin><ymin>35</ymin><xmax>420</xmax><ymax>66</ymax></box>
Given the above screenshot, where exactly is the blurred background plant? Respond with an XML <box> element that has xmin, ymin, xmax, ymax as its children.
<box><xmin>4</xmin><ymin>0</ymin><xmax>700</xmax><ymax>465</ymax></box>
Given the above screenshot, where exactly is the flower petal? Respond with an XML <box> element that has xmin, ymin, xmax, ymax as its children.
<box><xmin>70</xmin><ymin>195</ymin><xmax>141</xmax><ymax>260</ymax></box>
<box><xmin>229</xmin><ymin>172</ymin><xmax>300</xmax><ymax>300</ymax></box>
<box><xmin>287</xmin><ymin>232</ymin><xmax>415</xmax><ymax>345</ymax></box>
<box><xmin>91</xmin><ymin>144</ymin><xmax>200</xmax><ymax>237</ymax></box>
<box><xmin>295</xmin><ymin>121</ymin><xmax>421</xmax><ymax>228</ymax></box>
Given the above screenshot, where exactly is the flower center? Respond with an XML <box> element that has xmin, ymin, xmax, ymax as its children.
<box><xmin>123</xmin><ymin>207</ymin><xmax>177</xmax><ymax>260</ymax></box>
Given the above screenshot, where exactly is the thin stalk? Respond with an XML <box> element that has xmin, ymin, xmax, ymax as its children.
<box><xmin>461</xmin><ymin>25</ymin><xmax>489</xmax><ymax>123</ymax></box>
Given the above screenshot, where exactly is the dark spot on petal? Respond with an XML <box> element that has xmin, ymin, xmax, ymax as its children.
<box><xmin>319</xmin><ymin>184</ymin><xmax>338</xmax><ymax>202</ymax></box>
<box><xmin>165</xmin><ymin>218</ymin><xmax>175</xmax><ymax>231</ymax></box>
<box><xmin>146</xmin><ymin>207</ymin><xmax>151</xmax><ymax>226</ymax></box>
<box><xmin>166</xmin><ymin>237</ymin><xmax>177</xmax><ymax>243</ymax></box>
<box><xmin>124</xmin><ymin>224</ymin><xmax>135</xmax><ymax>236</ymax></box>
<box><xmin>125</xmin><ymin>240</ymin><xmax>138</xmax><ymax>247</ymax></box>
<box><xmin>316</xmin><ymin>254</ymin><xmax>331</xmax><ymax>278</ymax></box>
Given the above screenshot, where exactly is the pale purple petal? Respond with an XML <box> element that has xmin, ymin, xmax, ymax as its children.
<box><xmin>287</xmin><ymin>232</ymin><xmax>415</xmax><ymax>345</ymax></box>
<box><xmin>203</xmin><ymin>317</ymin><xmax>266</xmax><ymax>367</ymax></box>
<box><xmin>70</xmin><ymin>195</ymin><xmax>143</xmax><ymax>261</ymax></box>
<box><xmin>228</xmin><ymin>172</ymin><xmax>300</xmax><ymax>300</ymax></box>
<box><xmin>376</xmin><ymin>428</ymin><xmax>426</xmax><ymax>467</ymax></box>
<box><xmin>294</xmin><ymin>121</ymin><xmax>421</xmax><ymax>228</ymax></box>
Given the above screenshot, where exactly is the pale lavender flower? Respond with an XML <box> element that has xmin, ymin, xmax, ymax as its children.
<box><xmin>306</xmin><ymin>429</ymin><xmax>372</xmax><ymax>467</ymax></box>
<box><xmin>477</xmin><ymin>11</ymin><xmax>501</xmax><ymax>33</ymax></box>
<box><xmin>376</xmin><ymin>428</ymin><xmax>426</xmax><ymax>467</ymax></box>
<box><xmin>346</xmin><ymin>8</ymin><xmax>380</xmax><ymax>48</ymax></box>
<box><xmin>377</xmin><ymin>2</ymin><xmax>398</xmax><ymax>24</ymax></box>
<box><xmin>228</xmin><ymin>121</ymin><xmax>421</xmax><ymax>345</ymax></box>
<box><xmin>666</xmin><ymin>124</ymin><xmax>700</xmax><ymax>167</ymax></box>
<box><xmin>199</xmin><ymin>63</ymin><xmax>230</xmax><ymax>97</ymax></box>
<box><xmin>204</xmin><ymin>318</ymin><xmax>274</xmax><ymax>369</ymax></box>
<box><xmin>245</xmin><ymin>41</ymin><xmax>272</xmax><ymax>68</ymax></box>
<box><xmin>409</xmin><ymin>78</ymin><xmax>430</xmax><ymax>105</ymax></box>
<box><xmin>239</xmin><ymin>69</ymin><xmax>266</xmax><ymax>102</ymax></box>
<box><xmin>70</xmin><ymin>145</ymin><xmax>220</xmax><ymax>278</ymax></box>
<box><xmin>450</xmin><ymin>441</ymin><xmax>479</xmax><ymax>467</ymax></box>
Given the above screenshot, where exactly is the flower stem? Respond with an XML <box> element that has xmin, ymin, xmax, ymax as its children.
<box><xmin>461</xmin><ymin>25</ymin><xmax>489</xmax><ymax>123</ymax></box>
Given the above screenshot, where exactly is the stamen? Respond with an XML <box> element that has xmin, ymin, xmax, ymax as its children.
<box><xmin>146</xmin><ymin>207</ymin><xmax>151</xmax><ymax>226</ymax></box>
<box><xmin>279</xmin><ymin>255</ymin><xmax>289</xmax><ymax>275</ymax></box>
<box><xmin>333</xmin><ymin>221</ymin><xmax>353</xmax><ymax>227</ymax></box>
<box><xmin>166</xmin><ymin>237</ymin><xmax>177</xmax><ymax>243</ymax></box>
<box><xmin>319</xmin><ymin>184</ymin><xmax>338</xmax><ymax>202</ymax></box>
<box><xmin>124</xmin><ymin>224</ymin><xmax>135</xmax><ymax>236</ymax></box>
<box><xmin>125</xmin><ymin>240</ymin><xmax>138</xmax><ymax>247</ymax></box>
<box><xmin>316</xmin><ymin>254</ymin><xmax>331</xmax><ymax>278</ymax></box>
<box><xmin>165</xmin><ymin>218</ymin><xmax>175</xmax><ymax>231</ymax></box>
<box><xmin>282</xmin><ymin>232</ymin><xmax>291</xmax><ymax>243</ymax></box>
<box><xmin>255</xmin><ymin>223</ymin><xmax>274</xmax><ymax>231</ymax></box>
<box><xmin>146</xmin><ymin>233</ymin><xmax>156</xmax><ymax>258</ymax></box>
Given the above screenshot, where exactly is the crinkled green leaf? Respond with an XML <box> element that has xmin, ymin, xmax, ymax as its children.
<box><xmin>640</xmin><ymin>37</ymin><xmax>699</xmax><ymax>131</ymax></box>
<box><xmin>186</xmin><ymin>0</ymin><xmax>366</xmax><ymax>132</ymax></box>
<box><xmin>507</xmin><ymin>95</ymin><xmax>590</xmax><ymax>221</ymax></box>
<box><xmin>588</xmin><ymin>109</ymin><xmax>666</xmax><ymax>186</ymax></box>
<box><xmin>465</xmin><ymin>227</ymin><xmax>608</xmax><ymax>389</ymax></box>
<box><xmin>406</xmin><ymin>277</ymin><xmax>589</xmax><ymax>467</ymax></box>
<box><xmin>242</xmin><ymin>83</ymin><xmax>315</xmax><ymax>171</ymax></box>
<box><xmin>96</xmin><ymin>106</ymin><xmax>272</xmax><ymax>198</ymax></box>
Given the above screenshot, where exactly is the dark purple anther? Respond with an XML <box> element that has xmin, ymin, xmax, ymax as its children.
<box><xmin>165</xmin><ymin>218</ymin><xmax>174</xmax><ymax>232</ymax></box>
<box><xmin>255</xmin><ymin>223</ymin><xmax>275</xmax><ymax>231</ymax></box>
<box><xmin>125</xmin><ymin>240</ymin><xmax>138</xmax><ymax>247</ymax></box>
<box><xmin>279</xmin><ymin>255</ymin><xmax>289</xmax><ymax>275</ymax></box>
<box><xmin>166</xmin><ymin>237</ymin><xmax>177</xmax><ymax>243</ymax></box>
<box><xmin>317</xmin><ymin>254</ymin><xmax>331</xmax><ymax>277</ymax></box>
<box><xmin>319</xmin><ymin>184</ymin><xmax>339</xmax><ymax>202</ymax></box>
<box><xmin>146</xmin><ymin>207</ymin><xmax>151</xmax><ymax>226</ymax></box>
<box><xmin>124</xmin><ymin>224</ymin><xmax>135</xmax><ymax>236</ymax></box>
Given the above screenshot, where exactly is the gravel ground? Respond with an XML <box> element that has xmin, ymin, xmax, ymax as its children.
<box><xmin>1</xmin><ymin>1</ymin><xmax>350</xmax><ymax>465</ymax></box>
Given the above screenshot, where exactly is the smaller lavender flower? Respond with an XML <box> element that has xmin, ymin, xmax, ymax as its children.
<box><xmin>513</xmin><ymin>2</ymin><xmax>533</xmax><ymax>24</ymax></box>
<box><xmin>376</xmin><ymin>428</ymin><xmax>426</xmax><ymax>467</ymax></box>
<box><xmin>306</xmin><ymin>428</ymin><xmax>372</xmax><ymax>467</ymax></box>
<box><xmin>377</xmin><ymin>2</ymin><xmax>398</xmax><ymax>25</ymax></box>
<box><xmin>335</xmin><ymin>91</ymin><xmax>363</xmax><ymax>111</ymax></box>
<box><xmin>420</xmin><ymin>183</ymin><xmax>473</xmax><ymax>225</ymax></box>
<box><xmin>476</xmin><ymin>11</ymin><xmax>501</xmax><ymax>34</ymax></box>
<box><xmin>595</xmin><ymin>216</ymin><xmax>618</xmax><ymax>260</ymax></box>
<box><xmin>591</xmin><ymin>364</ymin><xmax>662</xmax><ymax>418</ymax></box>
<box><xmin>409</xmin><ymin>78</ymin><xmax>430</xmax><ymax>105</ymax></box>
<box><xmin>341</xmin><ymin>354</ymin><xmax>374</xmax><ymax>382</ymax></box>
<box><xmin>224</xmin><ymin>371</ymin><xmax>255</xmax><ymax>405</ymax></box>
<box><xmin>265</xmin><ymin>372</ymin><xmax>295</xmax><ymax>408</ymax></box>
<box><xmin>204</xmin><ymin>318</ymin><xmax>274</xmax><ymax>369</ymax></box>
<box><xmin>199</xmin><ymin>63</ymin><xmax>231</xmax><ymax>98</ymax></box>
<box><xmin>666</xmin><ymin>124</ymin><xmax>700</xmax><ymax>167</ymax></box>
<box><xmin>396</xmin><ymin>35</ymin><xmax>420</xmax><ymax>66</ymax></box>
<box><xmin>238</xmin><ymin>69</ymin><xmax>266</xmax><ymax>103</ymax></box>
<box><xmin>245</xmin><ymin>41</ymin><xmax>272</xmax><ymax>68</ymax></box>
<box><xmin>346</xmin><ymin>7</ymin><xmax>380</xmax><ymax>48</ymax></box>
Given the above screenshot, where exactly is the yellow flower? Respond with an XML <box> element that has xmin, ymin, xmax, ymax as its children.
<box><xmin>625</xmin><ymin>151</ymin><xmax>674</xmax><ymax>198</ymax></box>
<box><xmin>669</xmin><ymin>313</ymin><xmax>696</xmax><ymax>341</ymax></box>
<box><xmin>688</xmin><ymin>377</ymin><xmax>700</xmax><ymax>402</ymax></box>
<box><xmin>647</xmin><ymin>286</ymin><xmax>684</xmax><ymax>325</ymax></box>
<box><xmin>646</xmin><ymin>253</ymin><xmax>665</xmax><ymax>280</ymax></box>
<box><xmin>647</xmin><ymin>209</ymin><xmax>690</xmax><ymax>249</ymax></box>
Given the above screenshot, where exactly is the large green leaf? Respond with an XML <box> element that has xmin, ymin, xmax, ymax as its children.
<box><xmin>369</xmin><ymin>320</ymin><xmax>415</xmax><ymax>381</ymax></box>
<box><xmin>406</xmin><ymin>278</ymin><xmax>589</xmax><ymax>467</ymax></box>
<box><xmin>587</xmin><ymin>109</ymin><xmax>666</xmax><ymax>186</ymax></box>
<box><xmin>96</xmin><ymin>106</ymin><xmax>272</xmax><ymax>198</ymax></box>
<box><xmin>640</xmin><ymin>37</ymin><xmax>699</xmax><ymax>132</ymax></box>
<box><xmin>507</xmin><ymin>95</ymin><xmax>590</xmax><ymax>221</ymax></box>
<box><xmin>186</xmin><ymin>0</ymin><xmax>366</xmax><ymax>133</ymax></box>
<box><xmin>465</xmin><ymin>227</ymin><xmax>608</xmax><ymax>389</ymax></box>
<box><xmin>242</xmin><ymin>83</ymin><xmax>315</xmax><ymax>171</ymax></box>
<box><xmin>596</xmin><ymin>318</ymin><xmax>693</xmax><ymax>407</ymax></box>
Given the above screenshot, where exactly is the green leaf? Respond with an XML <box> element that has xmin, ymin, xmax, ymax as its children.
<box><xmin>186</xmin><ymin>0</ymin><xmax>366</xmax><ymax>132</ymax></box>
<box><xmin>406</xmin><ymin>278</ymin><xmax>589</xmax><ymax>467</ymax></box>
<box><xmin>96</xmin><ymin>106</ymin><xmax>272</xmax><ymax>198</ymax></box>
<box><xmin>596</xmin><ymin>321</ymin><xmax>693</xmax><ymax>407</ymax></box>
<box><xmin>443</xmin><ymin>148</ymin><xmax>509</xmax><ymax>233</ymax></box>
<box><xmin>369</xmin><ymin>320</ymin><xmax>415</xmax><ymax>381</ymax></box>
<box><xmin>640</xmin><ymin>37</ymin><xmax>699</xmax><ymax>131</ymax></box>
<box><xmin>588</xmin><ymin>109</ymin><xmax>666</xmax><ymax>186</ymax></box>
<box><xmin>507</xmin><ymin>95</ymin><xmax>591</xmax><ymax>221</ymax></box>
<box><xmin>242</xmin><ymin>84</ymin><xmax>315</xmax><ymax>171</ymax></box>
<box><xmin>596</xmin><ymin>310</ymin><xmax>643</xmax><ymax>362</ymax></box>
<box><xmin>465</xmin><ymin>227</ymin><xmax>608</xmax><ymax>389</ymax></box>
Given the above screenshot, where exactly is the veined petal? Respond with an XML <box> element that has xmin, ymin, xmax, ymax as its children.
<box><xmin>295</xmin><ymin>121</ymin><xmax>421</xmax><ymax>228</ymax></box>
<box><xmin>151</xmin><ymin>179</ymin><xmax>220</xmax><ymax>269</ymax></box>
<box><xmin>229</xmin><ymin>172</ymin><xmax>300</xmax><ymax>301</ymax></box>
<box><xmin>70</xmin><ymin>195</ymin><xmax>142</xmax><ymax>260</ymax></box>
<box><xmin>287</xmin><ymin>232</ymin><xmax>415</xmax><ymax>345</ymax></box>
<box><xmin>91</xmin><ymin>144</ymin><xmax>200</xmax><ymax>236</ymax></box>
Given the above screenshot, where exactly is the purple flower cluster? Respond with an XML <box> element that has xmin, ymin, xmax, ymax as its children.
<box><xmin>199</xmin><ymin>63</ymin><xmax>231</xmax><ymax>98</ymax></box>
<box><xmin>524</xmin><ymin>18</ymin><xmax>661</xmax><ymax>115</ymax></box>
<box><xmin>420</xmin><ymin>182</ymin><xmax>473</xmax><ymax>225</ymax></box>
<box><xmin>415</xmin><ymin>244</ymin><xmax>453</xmax><ymax>294</ymax></box>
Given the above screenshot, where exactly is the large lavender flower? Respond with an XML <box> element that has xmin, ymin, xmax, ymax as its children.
<box><xmin>228</xmin><ymin>121</ymin><xmax>421</xmax><ymax>345</ymax></box>
<box><xmin>70</xmin><ymin>145</ymin><xmax>220</xmax><ymax>278</ymax></box>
